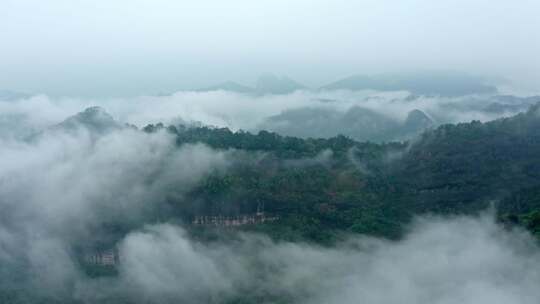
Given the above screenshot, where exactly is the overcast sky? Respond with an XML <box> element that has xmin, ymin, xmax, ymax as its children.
<box><xmin>1</xmin><ymin>0</ymin><xmax>539</xmax><ymax>97</ymax></box>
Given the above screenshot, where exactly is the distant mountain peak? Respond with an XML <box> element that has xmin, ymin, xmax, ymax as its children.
<box><xmin>404</xmin><ymin>109</ymin><xmax>434</xmax><ymax>131</ymax></box>
<box><xmin>255</xmin><ymin>74</ymin><xmax>305</xmax><ymax>94</ymax></box>
<box><xmin>56</xmin><ymin>106</ymin><xmax>122</xmax><ymax>134</ymax></box>
<box><xmin>80</xmin><ymin>106</ymin><xmax>111</xmax><ymax>116</ymax></box>
<box><xmin>197</xmin><ymin>75</ymin><xmax>306</xmax><ymax>95</ymax></box>
<box><xmin>406</xmin><ymin>109</ymin><xmax>431</xmax><ymax>121</ymax></box>
<box><xmin>322</xmin><ymin>72</ymin><xmax>497</xmax><ymax>96</ymax></box>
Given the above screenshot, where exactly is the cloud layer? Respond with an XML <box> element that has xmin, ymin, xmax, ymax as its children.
<box><xmin>1</xmin><ymin>90</ymin><xmax>535</xmax><ymax>141</ymax></box>
<box><xmin>0</xmin><ymin>122</ymin><xmax>232</xmax><ymax>299</ymax></box>
<box><xmin>102</xmin><ymin>215</ymin><xmax>540</xmax><ymax>303</ymax></box>
<box><xmin>1</xmin><ymin>94</ymin><xmax>540</xmax><ymax>303</ymax></box>
<box><xmin>2</xmin><ymin>1</ymin><xmax>539</xmax><ymax>96</ymax></box>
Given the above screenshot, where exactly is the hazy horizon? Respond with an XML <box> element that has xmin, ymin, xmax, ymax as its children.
<box><xmin>1</xmin><ymin>0</ymin><xmax>539</xmax><ymax>97</ymax></box>
<box><xmin>3</xmin><ymin>2</ymin><xmax>540</xmax><ymax>302</ymax></box>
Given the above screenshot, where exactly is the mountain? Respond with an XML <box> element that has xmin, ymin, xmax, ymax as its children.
<box><xmin>197</xmin><ymin>81</ymin><xmax>254</xmax><ymax>94</ymax></box>
<box><xmin>196</xmin><ymin>75</ymin><xmax>305</xmax><ymax>95</ymax></box>
<box><xmin>163</xmin><ymin>103</ymin><xmax>540</xmax><ymax>239</ymax></box>
<box><xmin>322</xmin><ymin>72</ymin><xmax>498</xmax><ymax>96</ymax></box>
<box><xmin>396</xmin><ymin>103</ymin><xmax>540</xmax><ymax>215</ymax></box>
<box><xmin>257</xmin><ymin>107</ymin><xmax>432</xmax><ymax>142</ymax></box>
<box><xmin>255</xmin><ymin>74</ymin><xmax>306</xmax><ymax>94</ymax></box>
<box><xmin>341</xmin><ymin>106</ymin><xmax>400</xmax><ymax>140</ymax></box>
<box><xmin>35</xmin><ymin>103</ymin><xmax>540</xmax><ymax>240</ymax></box>
<box><xmin>483</xmin><ymin>95</ymin><xmax>540</xmax><ymax>114</ymax></box>
<box><xmin>7</xmin><ymin>103</ymin><xmax>540</xmax><ymax>304</ymax></box>
<box><xmin>195</xmin><ymin>72</ymin><xmax>500</xmax><ymax>96</ymax></box>
<box><xmin>258</xmin><ymin>107</ymin><xmax>342</xmax><ymax>138</ymax></box>
<box><xmin>402</xmin><ymin>109</ymin><xmax>434</xmax><ymax>134</ymax></box>
<box><xmin>54</xmin><ymin>106</ymin><xmax>123</xmax><ymax>134</ymax></box>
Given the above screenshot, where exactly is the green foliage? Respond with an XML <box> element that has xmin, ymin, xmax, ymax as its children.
<box><xmin>139</xmin><ymin>105</ymin><xmax>540</xmax><ymax>243</ymax></box>
<box><xmin>6</xmin><ymin>104</ymin><xmax>540</xmax><ymax>302</ymax></box>
<box><xmin>82</xmin><ymin>103</ymin><xmax>540</xmax><ymax>256</ymax></box>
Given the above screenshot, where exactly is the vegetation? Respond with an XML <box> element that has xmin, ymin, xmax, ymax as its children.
<box><xmin>141</xmin><ymin>103</ymin><xmax>540</xmax><ymax>243</ymax></box>
<box><xmin>5</xmin><ymin>104</ymin><xmax>540</xmax><ymax>303</ymax></box>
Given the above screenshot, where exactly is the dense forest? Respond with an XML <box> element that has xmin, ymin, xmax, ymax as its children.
<box><xmin>3</xmin><ymin>103</ymin><xmax>540</xmax><ymax>304</ymax></box>
<box><xmin>4</xmin><ymin>0</ymin><xmax>540</xmax><ymax>302</ymax></box>
<box><xmin>136</xmin><ymin>103</ymin><xmax>540</xmax><ymax>243</ymax></box>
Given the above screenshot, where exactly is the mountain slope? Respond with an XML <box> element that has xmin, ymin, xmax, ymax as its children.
<box><xmin>255</xmin><ymin>74</ymin><xmax>306</xmax><ymax>94</ymax></box>
<box><xmin>396</xmin><ymin>103</ymin><xmax>540</xmax><ymax>214</ymax></box>
<box><xmin>165</xmin><ymin>103</ymin><xmax>540</xmax><ymax>239</ymax></box>
<box><xmin>323</xmin><ymin>72</ymin><xmax>498</xmax><ymax>96</ymax></box>
<box><xmin>258</xmin><ymin>107</ymin><xmax>432</xmax><ymax>141</ymax></box>
<box><xmin>55</xmin><ymin>106</ymin><xmax>123</xmax><ymax>134</ymax></box>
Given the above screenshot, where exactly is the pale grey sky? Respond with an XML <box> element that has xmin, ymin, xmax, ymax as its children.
<box><xmin>1</xmin><ymin>0</ymin><xmax>539</xmax><ymax>97</ymax></box>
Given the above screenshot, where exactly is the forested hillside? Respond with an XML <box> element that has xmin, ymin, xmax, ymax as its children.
<box><xmin>3</xmin><ymin>103</ymin><xmax>540</xmax><ymax>304</ymax></box>
<box><xmin>137</xmin><ymin>103</ymin><xmax>540</xmax><ymax>242</ymax></box>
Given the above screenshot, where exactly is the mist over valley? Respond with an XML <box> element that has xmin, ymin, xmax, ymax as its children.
<box><xmin>2</xmin><ymin>1</ymin><xmax>540</xmax><ymax>303</ymax></box>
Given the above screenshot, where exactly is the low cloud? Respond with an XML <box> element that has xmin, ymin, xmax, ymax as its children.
<box><xmin>0</xmin><ymin>123</ymin><xmax>233</xmax><ymax>299</ymax></box>
<box><xmin>1</xmin><ymin>90</ymin><xmax>535</xmax><ymax>141</ymax></box>
<box><xmin>1</xmin><ymin>94</ymin><xmax>539</xmax><ymax>303</ymax></box>
<box><xmin>112</xmin><ymin>214</ymin><xmax>540</xmax><ymax>304</ymax></box>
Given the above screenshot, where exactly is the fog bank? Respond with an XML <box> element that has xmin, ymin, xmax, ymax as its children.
<box><xmin>1</xmin><ymin>98</ymin><xmax>539</xmax><ymax>303</ymax></box>
<box><xmin>2</xmin><ymin>90</ymin><xmax>537</xmax><ymax>142</ymax></box>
